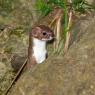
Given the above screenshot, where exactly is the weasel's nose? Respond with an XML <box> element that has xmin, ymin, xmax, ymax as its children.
<box><xmin>48</xmin><ymin>32</ymin><xmax>55</xmax><ymax>40</ymax></box>
<box><xmin>48</xmin><ymin>32</ymin><xmax>54</xmax><ymax>37</ymax></box>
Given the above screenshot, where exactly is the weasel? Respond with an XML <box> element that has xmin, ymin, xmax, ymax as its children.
<box><xmin>11</xmin><ymin>25</ymin><xmax>54</xmax><ymax>71</ymax></box>
<box><xmin>27</xmin><ymin>25</ymin><xmax>54</xmax><ymax>68</ymax></box>
<box><xmin>5</xmin><ymin>25</ymin><xmax>54</xmax><ymax>95</ymax></box>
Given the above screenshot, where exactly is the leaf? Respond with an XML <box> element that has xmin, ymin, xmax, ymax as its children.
<box><xmin>35</xmin><ymin>0</ymin><xmax>52</xmax><ymax>16</ymax></box>
<box><xmin>48</xmin><ymin>0</ymin><xmax>64</xmax><ymax>8</ymax></box>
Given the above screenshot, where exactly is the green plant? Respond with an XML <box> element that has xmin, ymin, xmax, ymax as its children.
<box><xmin>72</xmin><ymin>0</ymin><xmax>95</xmax><ymax>13</ymax></box>
<box><xmin>35</xmin><ymin>0</ymin><xmax>52</xmax><ymax>16</ymax></box>
<box><xmin>35</xmin><ymin>0</ymin><xmax>95</xmax><ymax>53</ymax></box>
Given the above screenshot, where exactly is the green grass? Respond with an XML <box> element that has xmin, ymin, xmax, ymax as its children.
<box><xmin>35</xmin><ymin>0</ymin><xmax>95</xmax><ymax>53</ymax></box>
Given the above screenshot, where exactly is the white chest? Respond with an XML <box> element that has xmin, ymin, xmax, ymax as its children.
<box><xmin>32</xmin><ymin>38</ymin><xmax>47</xmax><ymax>64</ymax></box>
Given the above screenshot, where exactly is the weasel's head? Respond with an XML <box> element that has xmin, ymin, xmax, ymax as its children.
<box><xmin>31</xmin><ymin>25</ymin><xmax>54</xmax><ymax>41</ymax></box>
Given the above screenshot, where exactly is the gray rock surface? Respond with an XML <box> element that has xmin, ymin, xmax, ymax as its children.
<box><xmin>8</xmin><ymin>15</ymin><xmax>95</xmax><ymax>95</ymax></box>
<box><xmin>0</xmin><ymin>62</ymin><xmax>13</xmax><ymax>95</ymax></box>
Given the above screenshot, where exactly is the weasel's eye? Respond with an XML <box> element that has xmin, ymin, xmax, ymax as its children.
<box><xmin>43</xmin><ymin>32</ymin><xmax>47</xmax><ymax>35</ymax></box>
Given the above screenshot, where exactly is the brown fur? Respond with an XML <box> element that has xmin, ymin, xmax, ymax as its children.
<box><xmin>26</xmin><ymin>31</ymin><xmax>37</xmax><ymax>68</ymax></box>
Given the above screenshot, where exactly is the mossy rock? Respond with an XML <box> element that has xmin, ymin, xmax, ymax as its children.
<box><xmin>8</xmin><ymin>15</ymin><xmax>95</xmax><ymax>95</ymax></box>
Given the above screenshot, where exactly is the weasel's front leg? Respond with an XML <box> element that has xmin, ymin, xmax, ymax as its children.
<box><xmin>27</xmin><ymin>55</ymin><xmax>37</xmax><ymax>68</ymax></box>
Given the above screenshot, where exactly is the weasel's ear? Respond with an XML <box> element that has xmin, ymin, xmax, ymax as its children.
<box><xmin>31</xmin><ymin>27</ymin><xmax>41</xmax><ymax>37</ymax></box>
<box><xmin>31</xmin><ymin>28</ymin><xmax>37</xmax><ymax>37</ymax></box>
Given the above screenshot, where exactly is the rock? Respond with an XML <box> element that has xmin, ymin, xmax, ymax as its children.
<box><xmin>0</xmin><ymin>62</ymin><xmax>7</xmax><ymax>78</ymax></box>
<box><xmin>8</xmin><ymin>14</ymin><xmax>95</xmax><ymax>95</ymax></box>
<box><xmin>11</xmin><ymin>54</ymin><xmax>26</xmax><ymax>72</ymax></box>
<box><xmin>0</xmin><ymin>62</ymin><xmax>14</xmax><ymax>95</ymax></box>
